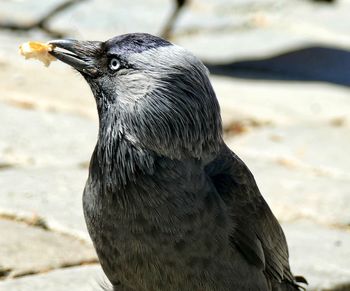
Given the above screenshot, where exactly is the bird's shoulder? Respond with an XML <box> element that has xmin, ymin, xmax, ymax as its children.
<box><xmin>205</xmin><ymin>144</ymin><xmax>297</xmax><ymax>286</ymax></box>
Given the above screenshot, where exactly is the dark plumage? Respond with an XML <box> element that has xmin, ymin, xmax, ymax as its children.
<box><xmin>49</xmin><ymin>33</ymin><xmax>306</xmax><ymax>291</ymax></box>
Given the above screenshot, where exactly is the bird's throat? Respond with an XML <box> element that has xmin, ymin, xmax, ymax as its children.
<box><xmin>90</xmin><ymin>127</ymin><xmax>155</xmax><ymax>192</ymax></box>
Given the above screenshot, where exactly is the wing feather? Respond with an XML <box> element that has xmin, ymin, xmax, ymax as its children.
<box><xmin>206</xmin><ymin>144</ymin><xmax>301</xmax><ymax>288</ymax></box>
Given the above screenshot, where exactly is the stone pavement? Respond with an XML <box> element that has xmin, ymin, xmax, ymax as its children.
<box><xmin>0</xmin><ymin>0</ymin><xmax>350</xmax><ymax>290</ymax></box>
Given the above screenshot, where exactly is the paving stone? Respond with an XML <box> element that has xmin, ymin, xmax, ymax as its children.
<box><xmin>0</xmin><ymin>103</ymin><xmax>96</xmax><ymax>168</ymax></box>
<box><xmin>213</xmin><ymin>77</ymin><xmax>350</xmax><ymax>127</ymax></box>
<box><xmin>0</xmin><ymin>102</ymin><xmax>98</xmax><ymax>238</ymax></box>
<box><xmin>0</xmin><ymin>219</ymin><xmax>97</xmax><ymax>279</ymax></box>
<box><xmin>175</xmin><ymin>0</ymin><xmax>350</xmax><ymax>60</ymax></box>
<box><xmin>0</xmin><ymin>102</ymin><xmax>97</xmax><ymax>238</ymax></box>
<box><xmin>0</xmin><ymin>0</ymin><xmax>171</xmax><ymax>40</ymax></box>
<box><xmin>226</xmin><ymin>122</ymin><xmax>350</xmax><ymax>178</ymax></box>
<box><xmin>283</xmin><ymin>220</ymin><xmax>350</xmax><ymax>291</ymax></box>
<box><xmin>1</xmin><ymin>166</ymin><xmax>90</xmax><ymax>239</ymax></box>
<box><xmin>226</xmin><ymin>122</ymin><xmax>350</xmax><ymax>226</ymax></box>
<box><xmin>0</xmin><ymin>265</ymin><xmax>104</xmax><ymax>291</ymax></box>
<box><xmin>258</xmin><ymin>163</ymin><xmax>349</xmax><ymax>226</ymax></box>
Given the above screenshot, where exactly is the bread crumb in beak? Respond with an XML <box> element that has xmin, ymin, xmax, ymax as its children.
<box><xmin>19</xmin><ymin>41</ymin><xmax>56</xmax><ymax>67</ymax></box>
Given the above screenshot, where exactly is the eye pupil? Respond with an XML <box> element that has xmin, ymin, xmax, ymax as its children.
<box><xmin>109</xmin><ymin>58</ymin><xmax>120</xmax><ymax>71</ymax></box>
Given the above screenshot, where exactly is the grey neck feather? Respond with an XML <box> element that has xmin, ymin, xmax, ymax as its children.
<box><xmin>89</xmin><ymin>106</ymin><xmax>155</xmax><ymax>192</ymax></box>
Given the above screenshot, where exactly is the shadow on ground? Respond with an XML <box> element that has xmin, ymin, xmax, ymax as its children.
<box><xmin>205</xmin><ymin>45</ymin><xmax>350</xmax><ymax>87</ymax></box>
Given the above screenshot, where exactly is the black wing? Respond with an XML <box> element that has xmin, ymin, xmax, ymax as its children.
<box><xmin>205</xmin><ymin>144</ymin><xmax>305</xmax><ymax>289</ymax></box>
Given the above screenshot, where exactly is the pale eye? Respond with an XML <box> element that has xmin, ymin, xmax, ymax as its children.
<box><xmin>109</xmin><ymin>58</ymin><xmax>121</xmax><ymax>71</ymax></box>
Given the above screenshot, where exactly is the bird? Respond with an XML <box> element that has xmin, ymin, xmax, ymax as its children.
<box><xmin>49</xmin><ymin>33</ymin><xmax>306</xmax><ymax>291</ymax></box>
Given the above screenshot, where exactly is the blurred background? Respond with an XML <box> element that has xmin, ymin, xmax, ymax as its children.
<box><xmin>0</xmin><ymin>0</ymin><xmax>349</xmax><ymax>290</ymax></box>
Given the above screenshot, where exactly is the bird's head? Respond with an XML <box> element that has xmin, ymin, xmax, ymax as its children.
<box><xmin>49</xmin><ymin>33</ymin><xmax>222</xmax><ymax>159</ymax></box>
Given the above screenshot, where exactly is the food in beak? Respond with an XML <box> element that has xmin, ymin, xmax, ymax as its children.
<box><xmin>19</xmin><ymin>41</ymin><xmax>56</xmax><ymax>67</ymax></box>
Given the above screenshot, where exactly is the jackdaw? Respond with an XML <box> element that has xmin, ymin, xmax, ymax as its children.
<box><xmin>49</xmin><ymin>33</ymin><xmax>306</xmax><ymax>291</ymax></box>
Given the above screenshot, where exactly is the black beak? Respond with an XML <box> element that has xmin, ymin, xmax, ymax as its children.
<box><xmin>48</xmin><ymin>39</ymin><xmax>102</xmax><ymax>77</ymax></box>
